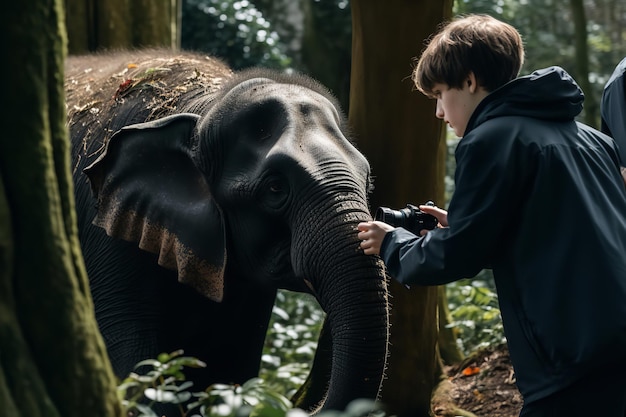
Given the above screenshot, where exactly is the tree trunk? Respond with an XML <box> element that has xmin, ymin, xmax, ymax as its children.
<box><xmin>301</xmin><ymin>0</ymin><xmax>352</xmax><ymax>111</ymax></box>
<box><xmin>438</xmin><ymin>286</ymin><xmax>465</xmax><ymax>365</ymax></box>
<box><xmin>64</xmin><ymin>0</ymin><xmax>179</xmax><ymax>53</ymax></box>
<box><xmin>349</xmin><ymin>1</ymin><xmax>452</xmax><ymax>416</ymax></box>
<box><xmin>570</xmin><ymin>0</ymin><xmax>597</xmax><ymax>127</ymax></box>
<box><xmin>1</xmin><ymin>1</ymin><xmax>123</xmax><ymax>416</ymax></box>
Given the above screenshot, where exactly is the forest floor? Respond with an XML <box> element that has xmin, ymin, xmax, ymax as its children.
<box><xmin>432</xmin><ymin>343</ymin><xmax>523</xmax><ymax>417</ymax></box>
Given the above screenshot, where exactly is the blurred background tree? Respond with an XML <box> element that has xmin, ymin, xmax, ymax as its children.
<box><xmin>348</xmin><ymin>2</ymin><xmax>452</xmax><ymax>415</ymax></box>
<box><xmin>64</xmin><ymin>0</ymin><xmax>180</xmax><ymax>53</ymax></box>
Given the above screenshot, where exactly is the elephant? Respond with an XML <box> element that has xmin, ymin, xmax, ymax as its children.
<box><xmin>65</xmin><ymin>49</ymin><xmax>390</xmax><ymax>413</ymax></box>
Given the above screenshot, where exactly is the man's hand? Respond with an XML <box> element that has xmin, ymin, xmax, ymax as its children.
<box><xmin>418</xmin><ymin>204</ymin><xmax>449</xmax><ymax>228</ymax></box>
<box><xmin>357</xmin><ymin>221</ymin><xmax>395</xmax><ymax>255</ymax></box>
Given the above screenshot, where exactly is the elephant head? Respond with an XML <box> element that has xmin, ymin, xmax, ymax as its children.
<box><xmin>67</xmin><ymin>51</ymin><xmax>389</xmax><ymax>413</ymax></box>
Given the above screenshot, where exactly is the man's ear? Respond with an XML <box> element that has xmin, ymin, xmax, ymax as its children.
<box><xmin>467</xmin><ymin>72</ymin><xmax>478</xmax><ymax>93</ymax></box>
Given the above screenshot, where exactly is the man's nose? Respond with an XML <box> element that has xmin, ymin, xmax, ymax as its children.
<box><xmin>435</xmin><ymin>99</ymin><xmax>444</xmax><ymax>119</ymax></box>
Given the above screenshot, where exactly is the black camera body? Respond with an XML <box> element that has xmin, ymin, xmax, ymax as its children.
<box><xmin>375</xmin><ymin>201</ymin><xmax>438</xmax><ymax>235</ymax></box>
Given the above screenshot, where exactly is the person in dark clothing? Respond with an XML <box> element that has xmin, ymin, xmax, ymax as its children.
<box><xmin>358</xmin><ymin>14</ymin><xmax>626</xmax><ymax>417</ymax></box>
<box><xmin>601</xmin><ymin>56</ymin><xmax>626</xmax><ymax>181</ymax></box>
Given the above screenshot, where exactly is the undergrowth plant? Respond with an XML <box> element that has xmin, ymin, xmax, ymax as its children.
<box><xmin>117</xmin><ymin>299</ymin><xmax>386</xmax><ymax>417</ymax></box>
<box><xmin>260</xmin><ymin>291</ymin><xmax>324</xmax><ymax>398</ymax></box>
<box><xmin>118</xmin><ymin>349</ymin><xmax>304</xmax><ymax>417</ymax></box>
<box><xmin>446</xmin><ymin>271</ymin><xmax>506</xmax><ymax>355</ymax></box>
<box><xmin>117</xmin><ymin>280</ymin><xmax>504</xmax><ymax>416</ymax></box>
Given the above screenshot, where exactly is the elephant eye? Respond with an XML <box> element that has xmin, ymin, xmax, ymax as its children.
<box><xmin>269</xmin><ymin>181</ymin><xmax>283</xmax><ymax>193</ymax></box>
<box><xmin>261</xmin><ymin>175</ymin><xmax>289</xmax><ymax>210</ymax></box>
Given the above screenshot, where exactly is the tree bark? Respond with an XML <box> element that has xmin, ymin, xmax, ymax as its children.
<box><xmin>64</xmin><ymin>0</ymin><xmax>179</xmax><ymax>54</ymax></box>
<box><xmin>349</xmin><ymin>1</ymin><xmax>452</xmax><ymax>416</ymax></box>
<box><xmin>301</xmin><ymin>0</ymin><xmax>352</xmax><ymax>111</ymax></box>
<box><xmin>1</xmin><ymin>1</ymin><xmax>123</xmax><ymax>416</ymax></box>
<box><xmin>438</xmin><ymin>286</ymin><xmax>465</xmax><ymax>365</ymax></box>
<box><xmin>569</xmin><ymin>0</ymin><xmax>597</xmax><ymax>127</ymax></box>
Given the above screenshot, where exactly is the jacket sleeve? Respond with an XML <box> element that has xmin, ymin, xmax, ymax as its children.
<box><xmin>380</xmin><ymin>227</ymin><xmax>459</xmax><ymax>285</ymax></box>
<box><xmin>380</xmin><ymin>121</ymin><xmax>532</xmax><ymax>286</ymax></box>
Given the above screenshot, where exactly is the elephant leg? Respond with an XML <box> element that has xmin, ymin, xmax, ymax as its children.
<box><xmin>161</xmin><ymin>274</ymin><xmax>278</xmax><ymax>389</ymax></box>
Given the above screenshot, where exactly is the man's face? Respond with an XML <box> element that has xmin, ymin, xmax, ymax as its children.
<box><xmin>431</xmin><ymin>74</ymin><xmax>488</xmax><ymax>137</ymax></box>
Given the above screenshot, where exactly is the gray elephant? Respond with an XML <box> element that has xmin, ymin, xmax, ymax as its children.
<box><xmin>65</xmin><ymin>50</ymin><xmax>389</xmax><ymax>413</ymax></box>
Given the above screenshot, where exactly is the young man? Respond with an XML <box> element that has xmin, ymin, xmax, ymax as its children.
<box><xmin>601</xmin><ymin>56</ymin><xmax>626</xmax><ymax>182</ymax></box>
<box><xmin>358</xmin><ymin>14</ymin><xmax>626</xmax><ymax>417</ymax></box>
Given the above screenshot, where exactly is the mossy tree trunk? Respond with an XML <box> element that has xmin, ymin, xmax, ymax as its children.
<box><xmin>64</xmin><ymin>0</ymin><xmax>180</xmax><ymax>54</ymax></box>
<box><xmin>1</xmin><ymin>1</ymin><xmax>123</xmax><ymax>416</ymax></box>
<box><xmin>349</xmin><ymin>2</ymin><xmax>454</xmax><ymax>416</ymax></box>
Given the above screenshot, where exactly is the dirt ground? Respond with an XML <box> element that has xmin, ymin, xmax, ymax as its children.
<box><xmin>432</xmin><ymin>343</ymin><xmax>523</xmax><ymax>417</ymax></box>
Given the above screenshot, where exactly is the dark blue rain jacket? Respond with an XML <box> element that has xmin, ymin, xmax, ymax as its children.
<box><xmin>381</xmin><ymin>67</ymin><xmax>626</xmax><ymax>403</ymax></box>
<box><xmin>601</xmin><ymin>56</ymin><xmax>626</xmax><ymax>164</ymax></box>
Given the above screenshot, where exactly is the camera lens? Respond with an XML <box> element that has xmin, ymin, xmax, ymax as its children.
<box><xmin>375</xmin><ymin>203</ymin><xmax>437</xmax><ymax>235</ymax></box>
<box><xmin>374</xmin><ymin>207</ymin><xmax>394</xmax><ymax>223</ymax></box>
<box><xmin>375</xmin><ymin>207</ymin><xmax>407</xmax><ymax>227</ymax></box>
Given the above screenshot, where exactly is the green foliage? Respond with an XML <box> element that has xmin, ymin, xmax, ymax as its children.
<box><xmin>316</xmin><ymin>400</ymin><xmax>387</xmax><ymax>417</ymax></box>
<box><xmin>188</xmin><ymin>378</ymin><xmax>296</xmax><ymax>417</ymax></box>
<box><xmin>181</xmin><ymin>0</ymin><xmax>291</xmax><ymax>70</ymax></box>
<box><xmin>118</xmin><ymin>350</ymin><xmax>298</xmax><ymax>417</ymax></box>
<box><xmin>260</xmin><ymin>290</ymin><xmax>324</xmax><ymax>398</ymax></box>
<box><xmin>117</xmin><ymin>350</ymin><xmax>386</xmax><ymax>416</ymax></box>
<box><xmin>117</xmin><ymin>350</ymin><xmax>206</xmax><ymax>416</ymax></box>
<box><xmin>116</xmin><ymin>293</ymin><xmax>390</xmax><ymax>416</ymax></box>
<box><xmin>446</xmin><ymin>273</ymin><xmax>506</xmax><ymax>356</ymax></box>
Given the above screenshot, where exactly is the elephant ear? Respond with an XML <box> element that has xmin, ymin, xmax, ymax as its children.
<box><xmin>84</xmin><ymin>113</ymin><xmax>227</xmax><ymax>302</ymax></box>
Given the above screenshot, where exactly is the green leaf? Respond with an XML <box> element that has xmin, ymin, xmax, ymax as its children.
<box><xmin>134</xmin><ymin>359</ymin><xmax>162</xmax><ymax>369</ymax></box>
<box><xmin>251</xmin><ymin>403</ymin><xmax>287</xmax><ymax>417</ymax></box>
<box><xmin>133</xmin><ymin>403</ymin><xmax>159</xmax><ymax>417</ymax></box>
<box><xmin>168</xmin><ymin>356</ymin><xmax>208</xmax><ymax>369</ymax></box>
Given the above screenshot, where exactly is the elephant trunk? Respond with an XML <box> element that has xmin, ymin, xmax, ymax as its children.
<box><xmin>291</xmin><ymin>187</ymin><xmax>389</xmax><ymax>412</ymax></box>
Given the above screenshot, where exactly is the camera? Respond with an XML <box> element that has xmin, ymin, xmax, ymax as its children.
<box><xmin>375</xmin><ymin>201</ymin><xmax>438</xmax><ymax>235</ymax></box>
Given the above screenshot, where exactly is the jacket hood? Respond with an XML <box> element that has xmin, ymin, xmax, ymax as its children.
<box><xmin>466</xmin><ymin>66</ymin><xmax>584</xmax><ymax>135</ymax></box>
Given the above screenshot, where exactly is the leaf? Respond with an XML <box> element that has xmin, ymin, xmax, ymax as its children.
<box><xmin>117</xmin><ymin>380</ymin><xmax>141</xmax><ymax>392</ymax></box>
<box><xmin>133</xmin><ymin>403</ymin><xmax>159</xmax><ymax>417</ymax></box>
<box><xmin>134</xmin><ymin>359</ymin><xmax>162</xmax><ymax>369</ymax></box>
<box><xmin>344</xmin><ymin>398</ymin><xmax>382</xmax><ymax>416</ymax></box>
<box><xmin>462</xmin><ymin>365</ymin><xmax>481</xmax><ymax>376</ymax></box>
<box><xmin>251</xmin><ymin>403</ymin><xmax>287</xmax><ymax>417</ymax></box>
<box><xmin>168</xmin><ymin>356</ymin><xmax>208</xmax><ymax>369</ymax></box>
<box><xmin>160</xmin><ymin>349</ymin><xmax>186</xmax><ymax>362</ymax></box>
<box><xmin>144</xmin><ymin>388</ymin><xmax>177</xmax><ymax>402</ymax></box>
<box><xmin>178</xmin><ymin>381</ymin><xmax>195</xmax><ymax>392</ymax></box>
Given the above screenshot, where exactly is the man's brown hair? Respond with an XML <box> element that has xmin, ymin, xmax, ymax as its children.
<box><xmin>412</xmin><ymin>14</ymin><xmax>525</xmax><ymax>97</ymax></box>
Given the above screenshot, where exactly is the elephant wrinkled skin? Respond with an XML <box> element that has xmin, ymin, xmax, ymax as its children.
<box><xmin>65</xmin><ymin>49</ymin><xmax>389</xmax><ymax>413</ymax></box>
